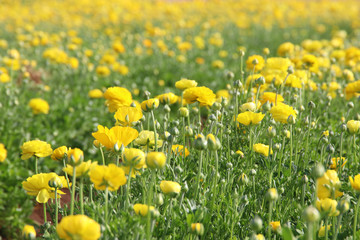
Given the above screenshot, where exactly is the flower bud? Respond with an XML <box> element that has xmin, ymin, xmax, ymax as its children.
<box><xmin>156</xmin><ymin>194</ymin><xmax>164</xmax><ymax>206</ymax></box>
<box><xmin>287</xmin><ymin>115</ymin><xmax>296</xmax><ymax>124</ymax></box>
<box><xmin>255</xmin><ymin>76</ymin><xmax>265</xmax><ymax>85</ymax></box>
<box><xmin>262</xmin><ymin>101</ymin><xmax>271</xmax><ymax>111</ymax></box>
<box><xmin>170</xmin><ymin>127</ymin><xmax>180</xmax><ymax>136</ymax></box>
<box><xmin>338</xmin><ymin>199</ymin><xmax>350</xmax><ymax>213</ymax></box>
<box><xmin>287</xmin><ymin>65</ymin><xmax>294</xmax><ymax>74</ymax></box>
<box><xmin>146</xmin><ymin>152</ymin><xmax>166</xmax><ymax>170</ymax></box>
<box><xmin>164</xmin><ymin>105</ymin><xmax>171</xmax><ymax>113</ymax></box>
<box><xmin>250</xmin><ymin>169</ymin><xmax>257</xmax><ymax>176</ymax></box>
<box><xmin>303</xmin><ymin>206</ymin><xmax>320</xmax><ymax>222</ymax></box>
<box><xmin>267</xmin><ymin>126</ymin><xmax>276</xmax><ymax>138</ymax></box>
<box><xmin>175</xmin><ymin>166</ymin><xmax>183</xmax><ymax>174</ymax></box>
<box><xmin>312</xmin><ymin>163</ymin><xmax>325</xmax><ymax>179</ymax></box>
<box><xmin>67</xmin><ymin>148</ymin><xmax>84</xmax><ymax>166</ymax></box>
<box><xmin>191</xmin><ymin>223</ymin><xmax>204</xmax><ymax>236</ymax></box>
<box><xmin>226</xmin><ymin>162</ymin><xmax>233</xmax><ymax>169</ymax></box>
<box><xmin>274</xmin><ymin>143</ymin><xmax>281</xmax><ymax>151</ymax></box>
<box><xmin>185</xmin><ymin>126</ymin><xmax>193</xmax><ymax>137</ymax></box>
<box><xmin>179</xmin><ymin>107</ymin><xmax>189</xmax><ymax>117</ymax></box>
<box><xmin>194</xmin><ymin>134</ymin><xmax>207</xmax><ymax>150</ymax></box>
<box><xmin>250</xmin><ymin>215</ymin><xmax>263</xmax><ymax>232</ymax></box>
<box><xmin>266</xmin><ymin>188</ymin><xmax>279</xmax><ymax>201</ymax></box>
<box><xmin>48</xmin><ymin>176</ymin><xmax>63</xmax><ymax>189</ymax></box>
<box><xmin>226</xmin><ymin>71</ymin><xmax>234</xmax><ymax>80</ymax></box>
<box><xmin>233</xmin><ymin>79</ymin><xmax>243</xmax><ymax>89</ymax></box>
<box><xmin>263</xmin><ymin>48</ymin><xmax>270</xmax><ymax>55</ymax></box>
<box><xmin>326</xmin><ymin>144</ymin><xmax>335</xmax><ymax>154</ymax></box>
<box><xmin>340</xmin><ymin>123</ymin><xmax>347</xmax><ymax>132</ymax></box>
<box><xmin>240</xmin><ymin>173</ymin><xmax>249</xmax><ymax>185</ymax></box>
<box><xmin>213</xmin><ymin>102</ymin><xmax>222</xmax><ymax>111</ymax></box>
<box><xmin>206</xmin><ymin>134</ymin><xmax>221</xmax><ymax>151</ymax></box>
<box><xmin>347</xmin><ymin>102</ymin><xmax>354</xmax><ymax>108</ymax></box>
<box><xmin>22</xmin><ymin>225</ymin><xmax>36</xmax><ymax>240</ymax></box>
<box><xmin>308</xmin><ymin>101</ymin><xmax>316</xmax><ymax>109</ymax></box>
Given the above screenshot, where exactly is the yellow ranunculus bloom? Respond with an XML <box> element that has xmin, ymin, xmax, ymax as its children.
<box><xmin>269</xmin><ymin>103</ymin><xmax>297</xmax><ymax>124</ymax></box>
<box><xmin>114</xmin><ymin>106</ymin><xmax>143</xmax><ymax>127</ymax></box>
<box><xmin>95</xmin><ymin>65</ymin><xmax>110</xmax><ymax>77</ymax></box>
<box><xmin>22</xmin><ymin>173</ymin><xmax>69</xmax><ymax>203</ymax></box>
<box><xmin>67</xmin><ymin>148</ymin><xmax>84</xmax><ymax>165</ymax></box>
<box><xmin>92</xmin><ymin>125</ymin><xmax>139</xmax><ymax>151</ymax></box>
<box><xmin>0</xmin><ymin>143</ymin><xmax>7</xmax><ymax>162</ymax></box>
<box><xmin>171</xmin><ymin>144</ymin><xmax>190</xmax><ymax>157</ymax></box>
<box><xmin>88</xmin><ymin>89</ymin><xmax>103</xmax><ymax>98</ymax></box>
<box><xmin>122</xmin><ymin>148</ymin><xmax>145</xmax><ymax>168</ymax></box>
<box><xmin>146</xmin><ymin>152</ymin><xmax>166</xmax><ymax>169</ymax></box>
<box><xmin>317</xmin><ymin>170</ymin><xmax>343</xmax><ymax>199</ymax></box>
<box><xmin>318</xmin><ymin>225</ymin><xmax>332</xmax><ymax>238</ymax></box>
<box><xmin>22</xmin><ymin>225</ymin><xmax>36</xmax><ymax>239</ymax></box>
<box><xmin>133</xmin><ymin>203</ymin><xmax>155</xmax><ymax>217</ymax></box>
<box><xmin>103</xmin><ymin>87</ymin><xmax>133</xmax><ymax>112</ymax></box>
<box><xmin>57</xmin><ymin>215</ymin><xmax>100</xmax><ymax>240</ymax></box>
<box><xmin>246</xmin><ymin>55</ymin><xmax>265</xmax><ymax>72</ymax></box>
<box><xmin>259</xmin><ymin>92</ymin><xmax>284</xmax><ymax>105</ymax></box>
<box><xmin>21</xmin><ymin>140</ymin><xmax>53</xmax><ymax>160</ymax></box>
<box><xmin>156</xmin><ymin>92</ymin><xmax>178</xmax><ymax>105</ymax></box>
<box><xmin>141</xmin><ymin>98</ymin><xmax>160</xmax><ymax>112</ymax></box>
<box><xmin>175</xmin><ymin>78</ymin><xmax>198</xmax><ymax>91</ymax></box>
<box><xmin>51</xmin><ymin>146</ymin><xmax>68</xmax><ymax>161</ymax></box>
<box><xmin>160</xmin><ymin>180</ymin><xmax>181</xmax><ymax>195</ymax></box>
<box><xmin>316</xmin><ymin>198</ymin><xmax>339</xmax><ymax>217</ymax></box>
<box><xmin>347</xmin><ymin>120</ymin><xmax>360</xmax><ymax>134</ymax></box>
<box><xmin>237</xmin><ymin>111</ymin><xmax>265</xmax><ymax>126</ymax></box>
<box><xmin>63</xmin><ymin>160</ymin><xmax>98</xmax><ymax>178</ymax></box>
<box><xmin>253</xmin><ymin>143</ymin><xmax>272</xmax><ymax>157</ymax></box>
<box><xmin>349</xmin><ymin>174</ymin><xmax>360</xmax><ymax>191</ymax></box>
<box><xmin>28</xmin><ymin>98</ymin><xmax>50</xmax><ymax>115</ymax></box>
<box><xmin>270</xmin><ymin>221</ymin><xmax>281</xmax><ymax>232</ymax></box>
<box><xmin>191</xmin><ymin>223</ymin><xmax>204</xmax><ymax>236</ymax></box>
<box><xmin>89</xmin><ymin>164</ymin><xmax>126</xmax><ymax>191</ymax></box>
<box><xmin>135</xmin><ymin>130</ymin><xmax>163</xmax><ymax>149</ymax></box>
<box><xmin>183</xmin><ymin>86</ymin><xmax>216</xmax><ymax>107</ymax></box>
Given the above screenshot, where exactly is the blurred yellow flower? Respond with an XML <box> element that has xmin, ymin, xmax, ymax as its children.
<box><xmin>92</xmin><ymin>125</ymin><xmax>139</xmax><ymax>150</ymax></box>
<box><xmin>183</xmin><ymin>86</ymin><xmax>216</xmax><ymax>107</ymax></box>
<box><xmin>96</xmin><ymin>65</ymin><xmax>110</xmax><ymax>77</ymax></box>
<box><xmin>160</xmin><ymin>180</ymin><xmax>181</xmax><ymax>195</ymax></box>
<box><xmin>317</xmin><ymin>170</ymin><xmax>343</xmax><ymax>199</ymax></box>
<box><xmin>63</xmin><ymin>160</ymin><xmax>98</xmax><ymax>178</ymax></box>
<box><xmin>141</xmin><ymin>98</ymin><xmax>160</xmax><ymax>112</ymax></box>
<box><xmin>349</xmin><ymin>174</ymin><xmax>360</xmax><ymax>191</ymax></box>
<box><xmin>316</xmin><ymin>198</ymin><xmax>339</xmax><ymax>216</ymax></box>
<box><xmin>104</xmin><ymin>87</ymin><xmax>133</xmax><ymax>112</ymax></box>
<box><xmin>146</xmin><ymin>152</ymin><xmax>166</xmax><ymax>169</ymax></box>
<box><xmin>269</xmin><ymin>103</ymin><xmax>297</xmax><ymax>124</ymax></box>
<box><xmin>171</xmin><ymin>144</ymin><xmax>190</xmax><ymax>157</ymax></box>
<box><xmin>88</xmin><ymin>89</ymin><xmax>103</xmax><ymax>98</ymax></box>
<box><xmin>28</xmin><ymin>98</ymin><xmax>49</xmax><ymax>115</ymax></box>
<box><xmin>259</xmin><ymin>92</ymin><xmax>284</xmax><ymax>105</ymax></box>
<box><xmin>253</xmin><ymin>143</ymin><xmax>272</xmax><ymax>157</ymax></box>
<box><xmin>89</xmin><ymin>164</ymin><xmax>126</xmax><ymax>191</ymax></box>
<box><xmin>237</xmin><ymin>111</ymin><xmax>265</xmax><ymax>126</ymax></box>
<box><xmin>57</xmin><ymin>215</ymin><xmax>100</xmax><ymax>240</ymax></box>
<box><xmin>347</xmin><ymin>120</ymin><xmax>360</xmax><ymax>134</ymax></box>
<box><xmin>135</xmin><ymin>130</ymin><xmax>163</xmax><ymax>148</ymax></box>
<box><xmin>22</xmin><ymin>173</ymin><xmax>68</xmax><ymax>203</ymax></box>
<box><xmin>175</xmin><ymin>78</ymin><xmax>198</xmax><ymax>91</ymax></box>
<box><xmin>114</xmin><ymin>106</ymin><xmax>143</xmax><ymax>127</ymax></box>
<box><xmin>156</xmin><ymin>92</ymin><xmax>178</xmax><ymax>105</ymax></box>
<box><xmin>246</xmin><ymin>55</ymin><xmax>265</xmax><ymax>72</ymax></box>
<box><xmin>270</xmin><ymin>221</ymin><xmax>281</xmax><ymax>232</ymax></box>
<box><xmin>51</xmin><ymin>146</ymin><xmax>68</xmax><ymax>161</ymax></box>
<box><xmin>22</xmin><ymin>225</ymin><xmax>36</xmax><ymax>239</ymax></box>
<box><xmin>122</xmin><ymin>148</ymin><xmax>145</xmax><ymax>168</ymax></box>
<box><xmin>0</xmin><ymin>143</ymin><xmax>7</xmax><ymax>162</ymax></box>
<box><xmin>21</xmin><ymin>140</ymin><xmax>53</xmax><ymax>160</ymax></box>
<box><xmin>133</xmin><ymin>203</ymin><xmax>155</xmax><ymax>217</ymax></box>
<box><xmin>67</xmin><ymin>148</ymin><xmax>84</xmax><ymax>165</ymax></box>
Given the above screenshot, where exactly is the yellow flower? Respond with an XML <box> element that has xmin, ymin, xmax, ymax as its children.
<box><xmin>171</xmin><ymin>144</ymin><xmax>190</xmax><ymax>157</ymax></box>
<box><xmin>156</xmin><ymin>92</ymin><xmax>178</xmax><ymax>105</ymax></box>
<box><xmin>212</xmin><ymin>60</ymin><xmax>224</xmax><ymax>69</ymax></box>
<box><xmin>57</xmin><ymin>215</ymin><xmax>100</xmax><ymax>240</ymax></box>
<box><xmin>114</xmin><ymin>106</ymin><xmax>143</xmax><ymax>127</ymax></box>
<box><xmin>96</xmin><ymin>65</ymin><xmax>110</xmax><ymax>77</ymax></box>
<box><xmin>89</xmin><ymin>164</ymin><xmax>127</xmax><ymax>191</ymax></box>
<box><xmin>270</xmin><ymin>221</ymin><xmax>281</xmax><ymax>232</ymax></box>
<box><xmin>88</xmin><ymin>89</ymin><xmax>103</xmax><ymax>98</ymax></box>
<box><xmin>92</xmin><ymin>125</ymin><xmax>139</xmax><ymax>151</ymax></box>
<box><xmin>141</xmin><ymin>98</ymin><xmax>160</xmax><ymax>112</ymax></box>
<box><xmin>254</xmin><ymin>234</ymin><xmax>265</xmax><ymax>240</ymax></box>
<box><xmin>236</xmin><ymin>150</ymin><xmax>244</xmax><ymax>158</ymax></box>
<box><xmin>277</xmin><ymin>42</ymin><xmax>295</xmax><ymax>56</ymax></box>
<box><xmin>237</xmin><ymin>111</ymin><xmax>265</xmax><ymax>126</ymax></box>
<box><xmin>259</xmin><ymin>92</ymin><xmax>284</xmax><ymax>105</ymax></box>
<box><xmin>122</xmin><ymin>148</ymin><xmax>146</xmax><ymax>168</ymax></box>
<box><xmin>270</xmin><ymin>103</ymin><xmax>297</xmax><ymax>124</ymax></box>
<box><xmin>329</xmin><ymin>157</ymin><xmax>346</xmax><ymax>170</ymax></box>
<box><xmin>253</xmin><ymin>143</ymin><xmax>272</xmax><ymax>157</ymax></box>
<box><xmin>51</xmin><ymin>146</ymin><xmax>68</xmax><ymax>161</ymax></box>
<box><xmin>175</xmin><ymin>78</ymin><xmax>198</xmax><ymax>91</ymax></box>
<box><xmin>246</xmin><ymin>55</ymin><xmax>265</xmax><ymax>72</ymax></box>
<box><xmin>146</xmin><ymin>152</ymin><xmax>166</xmax><ymax>169</ymax></box>
<box><xmin>21</xmin><ymin>140</ymin><xmax>53</xmax><ymax>160</ymax></box>
<box><xmin>347</xmin><ymin>120</ymin><xmax>360</xmax><ymax>134</ymax></box>
<box><xmin>191</xmin><ymin>223</ymin><xmax>204</xmax><ymax>236</ymax></box>
<box><xmin>239</xmin><ymin>102</ymin><xmax>259</xmax><ymax>112</ymax></box>
<box><xmin>183</xmin><ymin>86</ymin><xmax>216</xmax><ymax>107</ymax></box>
<box><xmin>316</xmin><ymin>198</ymin><xmax>339</xmax><ymax>216</ymax></box>
<box><xmin>104</xmin><ymin>87</ymin><xmax>133</xmax><ymax>112</ymax></box>
<box><xmin>317</xmin><ymin>170</ymin><xmax>343</xmax><ymax>199</ymax></box>
<box><xmin>135</xmin><ymin>130</ymin><xmax>163</xmax><ymax>148</ymax></box>
<box><xmin>349</xmin><ymin>174</ymin><xmax>360</xmax><ymax>191</ymax></box>
<box><xmin>67</xmin><ymin>148</ymin><xmax>84</xmax><ymax>165</ymax></box>
<box><xmin>160</xmin><ymin>180</ymin><xmax>181</xmax><ymax>196</ymax></box>
<box><xmin>0</xmin><ymin>143</ymin><xmax>7</xmax><ymax>162</ymax></box>
<box><xmin>344</xmin><ymin>80</ymin><xmax>360</xmax><ymax>100</ymax></box>
<box><xmin>63</xmin><ymin>160</ymin><xmax>98</xmax><ymax>178</ymax></box>
<box><xmin>318</xmin><ymin>225</ymin><xmax>332</xmax><ymax>238</ymax></box>
<box><xmin>302</xmin><ymin>54</ymin><xmax>319</xmax><ymax>73</ymax></box>
<box><xmin>22</xmin><ymin>225</ymin><xmax>36</xmax><ymax>239</ymax></box>
<box><xmin>133</xmin><ymin>203</ymin><xmax>155</xmax><ymax>217</ymax></box>
<box><xmin>28</xmin><ymin>98</ymin><xmax>50</xmax><ymax>115</ymax></box>
<box><xmin>22</xmin><ymin>173</ymin><xmax>68</xmax><ymax>203</ymax></box>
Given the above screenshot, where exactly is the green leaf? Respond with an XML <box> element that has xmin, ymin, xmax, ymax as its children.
<box><xmin>281</xmin><ymin>226</ymin><xmax>296</xmax><ymax>240</ymax></box>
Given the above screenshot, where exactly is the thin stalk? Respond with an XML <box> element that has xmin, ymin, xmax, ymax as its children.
<box><xmin>146</xmin><ymin>171</ymin><xmax>156</xmax><ymax>240</ymax></box>
<box><xmin>195</xmin><ymin>151</ymin><xmax>204</xmax><ymax>199</ymax></box>
<box><xmin>55</xmin><ymin>188</ymin><xmax>58</xmax><ymax>227</ymax></box>
<box><xmin>105</xmin><ymin>187</ymin><xmax>109</xmax><ymax>225</ymax></box>
<box><xmin>100</xmin><ymin>147</ymin><xmax>105</xmax><ymax>165</ymax></box>
<box><xmin>353</xmin><ymin>194</ymin><xmax>360</xmax><ymax>240</ymax></box>
<box><xmin>339</xmin><ymin>132</ymin><xmax>344</xmax><ymax>176</ymax></box>
<box><xmin>35</xmin><ymin>156</ymin><xmax>39</xmax><ymax>174</ymax></box>
<box><xmin>151</xmin><ymin>110</ymin><xmax>158</xmax><ymax>150</ymax></box>
<box><xmin>267</xmin><ymin>201</ymin><xmax>273</xmax><ymax>240</ymax></box>
<box><xmin>290</xmin><ymin>124</ymin><xmax>293</xmax><ymax>175</ymax></box>
<box><xmin>332</xmin><ymin>213</ymin><xmax>343</xmax><ymax>240</ymax></box>
<box><xmin>125</xmin><ymin>165</ymin><xmax>133</xmax><ymax>208</ymax></box>
<box><xmin>80</xmin><ymin>177</ymin><xmax>84</xmax><ymax>214</ymax></box>
<box><xmin>324</xmin><ymin>217</ymin><xmax>329</xmax><ymax>240</ymax></box>
<box><xmin>62</xmin><ymin>159</ymin><xmax>72</xmax><ymax>193</ymax></box>
<box><xmin>70</xmin><ymin>166</ymin><xmax>77</xmax><ymax>215</ymax></box>
<box><xmin>43</xmin><ymin>203</ymin><xmax>47</xmax><ymax>223</ymax></box>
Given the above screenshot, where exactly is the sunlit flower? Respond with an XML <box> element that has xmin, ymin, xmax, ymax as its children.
<box><xmin>114</xmin><ymin>106</ymin><xmax>143</xmax><ymax>127</ymax></box>
<box><xmin>317</xmin><ymin>170</ymin><xmax>342</xmax><ymax>199</ymax></box>
<box><xmin>22</xmin><ymin>173</ymin><xmax>68</xmax><ymax>203</ymax></box>
<box><xmin>67</xmin><ymin>148</ymin><xmax>84</xmax><ymax>165</ymax></box>
<box><xmin>122</xmin><ymin>148</ymin><xmax>146</xmax><ymax>168</ymax></box>
<box><xmin>246</xmin><ymin>55</ymin><xmax>265</xmax><ymax>72</ymax></box>
<box><xmin>156</xmin><ymin>92</ymin><xmax>178</xmax><ymax>105</ymax></box>
<box><xmin>349</xmin><ymin>174</ymin><xmax>360</xmax><ymax>191</ymax></box>
<box><xmin>57</xmin><ymin>215</ymin><xmax>100</xmax><ymax>240</ymax></box>
<box><xmin>269</xmin><ymin>103</ymin><xmax>297</xmax><ymax>124</ymax></box>
<box><xmin>63</xmin><ymin>160</ymin><xmax>98</xmax><ymax>178</ymax></box>
<box><xmin>21</xmin><ymin>140</ymin><xmax>53</xmax><ymax>160</ymax></box>
<box><xmin>89</xmin><ymin>164</ymin><xmax>126</xmax><ymax>191</ymax></box>
<box><xmin>171</xmin><ymin>145</ymin><xmax>190</xmax><ymax>157</ymax></box>
<box><xmin>133</xmin><ymin>204</ymin><xmax>155</xmax><ymax>217</ymax></box>
<box><xmin>253</xmin><ymin>143</ymin><xmax>272</xmax><ymax>157</ymax></box>
<box><xmin>0</xmin><ymin>143</ymin><xmax>7</xmax><ymax>162</ymax></box>
<box><xmin>329</xmin><ymin>157</ymin><xmax>347</xmax><ymax>170</ymax></box>
<box><xmin>347</xmin><ymin>120</ymin><xmax>360</xmax><ymax>134</ymax></box>
<box><xmin>237</xmin><ymin>111</ymin><xmax>265</xmax><ymax>126</ymax></box>
<box><xmin>175</xmin><ymin>78</ymin><xmax>198</xmax><ymax>91</ymax></box>
<box><xmin>88</xmin><ymin>89</ymin><xmax>103</xmax><ymax>98</ymax></box>
<box><xmin>51</xmin><ymin>146</ymin><xmax>68</xmax><ymax>161</ymax></box>
<box><xmin>22</xmin><ymin>225</ymin><xmax>36</xmax><ymax>239</ymax></box>
<box><xmin>28</xmin><ymin>98</ymin><xmax>49</xmax><ymax>115</ymax></box>
<box><xmin>316</xmin><ymin>198</ymin><xmax>339</xmax><ymax>216</ymax></box>
<box><xmin>259</xmin><ymin>92</ymin><xmax>284</xmax><ymax>105</ymax></box>
<box><xmin>183</xmin><ymin>86</ymin><xmax>216</xmax><ymax>107</ymax></box>
<box><xmin>141</xmin><ymin>98</ymin><xmax>160</xmax><ymax>112</ymax></box>
<box><xmin>104</xmin><ymin>87</ymin><xmax>133</xmax><ymax>112</ymax></box>
<box><xmin>92</xmin><ymin>125</ymin><xmax>139</xmax><ymax>150</ymax></box>
<box><xmin>270</xmin><ymin>221</ymin><xmax>281</xmax><ymax>232</ymax></box>
<box><xmin>146</xmin><ymin>152</ymin><xmax>166</xmax><ymax>169</ymax></box>
<box><xmin>160</xmin><ymin>180</ymin><xmax>181</xmax><ymax>196</ymax></box>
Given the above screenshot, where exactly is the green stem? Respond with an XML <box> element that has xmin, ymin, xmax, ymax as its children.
<box><xmin>55</xmin><ymin>188</ymin><xmax>58</xmax><ymax>227</ymax></box>
<box><xmin>290</xmin><ymin>124</ymin><xmax>293</xmax><ymax>175</ymax></box>
<box><xmin>105</xmin><ymin>187</ymin><xmax>109</xmax><ymax>224</ymax></box>
<box><xmin>195</xmin><ymin>151</ymin><xmax>204</xmax><ymax>199</ymax></box>
<box><xmin>100</xmin><ymin>147</ymin><xmax>105</xmax><ymax>165</ymax></box>
<box><xmin>267</xmin><ymin>201</ymin><xmax>273</xmax><ymax>240</ymax></box>
<box><xmin>62</xmin><ymin>159</ymin><xmax>72</xmax><ymax>194</ymax></box>
<box><xmin>339</xmin><ymin>132</ymin><xmax>344</xmax><ymax>176</ymax></box>
<box><xmin>147</xmin><ymin>171</ymin><xmax>156</xmax><ymax>240</ymax></box>
<box><xmin>325</xmin><ymin>217</ymin><xmax>329</xmax><ymax>240</ymax></box>
<box><xmin>125</xmin><ymin>165</ymin><xmax>133</xmax><ymax>208</ymax></box>
<box><xmin>353</xmin><ymin>135</ymin><xmax>357</xmax><ymax>166</ymax></box>
<box><xmin>80</xmin><ymin>177</ymin><xmax>84</xmax><ymax>214</ymax></box>
<box><xmin>332</xmin><ymin>213</ymin><xmax>343</xmax><ymax>240</ymax></box>
<box><xmin>151</xmin><ymin>110</ymin><xmax>158</xmax><ymax>150</ymax></box>
<box><xmin>35</xmin><ymin>157</ymin><xmax>38</xmax><ymax>174</ymax></box>
<box><xmin>43</xmin><ymin>203</ymin><xmax>47</xmax><ymax>223</ymax></box>
<box><xmin>70</xmin><ymin>166</ymin><xmax>76</xmax><ymax>215</ymax></box>
<box><xmin>353</xmin><ymin>195</ymin><xmax>360</xmax><ymax>240</ymax></box>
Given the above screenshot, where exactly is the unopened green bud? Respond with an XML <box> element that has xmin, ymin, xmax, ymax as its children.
<box><xmin>303</xmin><ymin>206</ymin><xmax>320</xmax><ymax>222</ymax></box>
<box><xmin>312</xmin><ymin>163</ymin><xmax>325</xmax><ymax>179</ymax></box>
<box><xmin>251</xmin><ymin>215</ymin><xmax>263</xmax><ymax>232</ymax></box>
<box><xmin>194</xmin><ymin>134</ymin><xmax>207</xmax><ymax>150</ymax></box>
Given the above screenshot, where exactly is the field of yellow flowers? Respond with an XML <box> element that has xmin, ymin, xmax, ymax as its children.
<box><xmin>2</xmin><ymin>0</ymin><xmax>360</xmax><ymax>239</ymax></box>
